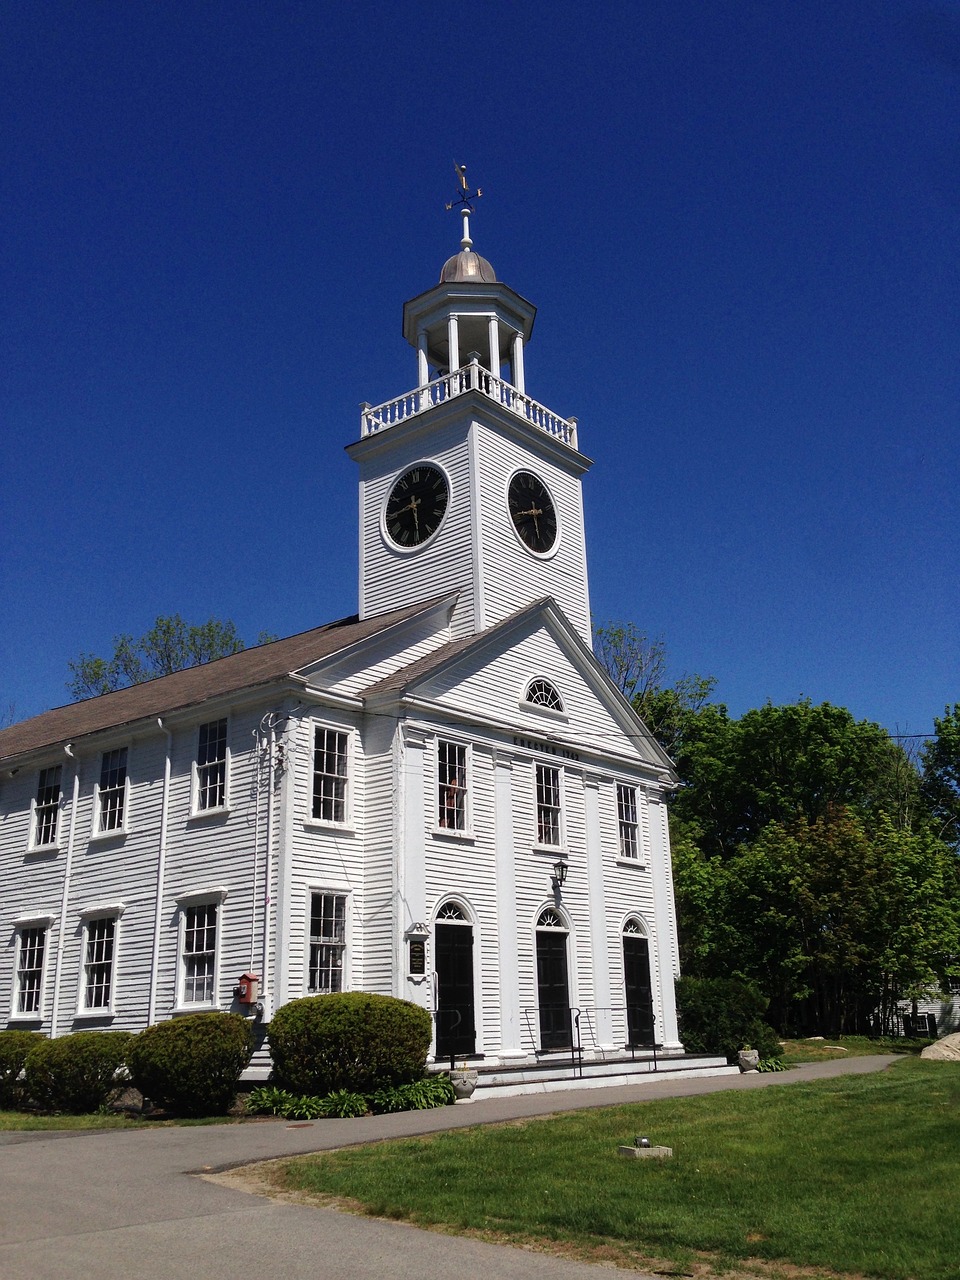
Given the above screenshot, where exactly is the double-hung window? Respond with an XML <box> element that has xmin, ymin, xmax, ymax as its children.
<box><xmin>536</xmin><ymin>763</ymin><xmax>562</xmax><ymax>847</ymax></box>
<box><xmin>33</xmin><ymin>766</ymin><xmax>62</xmax><ymax>847</ymax></box>
<box><xmin>97</xmin><ymin>748</ymin><xmax>128</xmax><ymax>833</ymax></box>
<box><xmin>617</xmin><ymin>784</ymin><xmax>641</xmax><ymax>859</ymax></box>
<box><xmin>181</xmin><ymin>902</ymin><xmax>218</xmax><ymax>1005</ymax></box>
<box><xmin>81</xmin><ymin>916</ymin><xmax>117</xmax><ymax>1010</ymax></box>
<box><xmin>195</xmin><ymin>718</ymin><xmax>228</xmax><ymax>811</ymax></box>
<box><xmin>15</xmin><ymin>925</ymin><xmax>47</xmax><ymax>1016</ymax></box>
<box><xmin>308</xmin><ymin>892</ymin><xmax>346</xmax><ymax>993</ymax></box>
<box><xmin>312</xmin><ymin>727</ymin><xmax>349</xmax><ymax>824</ymax></box>
<box><xmin>437</xmin><ymin>740</ymin><xmax>468</xmax><ymax>831</ymax></box>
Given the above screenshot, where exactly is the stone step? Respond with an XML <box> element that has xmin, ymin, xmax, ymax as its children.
<box><xmin>451</xmin><ymin>1054</ymin><xmax>737</xmax><ymax>1099</ymax></box>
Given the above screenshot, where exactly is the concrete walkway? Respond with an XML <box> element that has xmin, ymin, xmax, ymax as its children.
<box><xmin>0</xmin><ymin>1055</ymin><xmax>897</xmax><ymax>1280</ymax></box>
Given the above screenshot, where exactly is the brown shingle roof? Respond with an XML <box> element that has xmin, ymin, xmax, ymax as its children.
<box><xmin>0</xmin><ymin>598</ymin><xmax>449</xmax><ymax>764</ymax></box>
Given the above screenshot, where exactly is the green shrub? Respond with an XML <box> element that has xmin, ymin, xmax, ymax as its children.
<box><xmin>268</xmin><ymin>992</ymin><xmax>432</xmax><ymax>1096</ymax></box>
<box><xmin>23</xmin><ymin>1031</ymin><xmax>133</xmax><ymax>1113</ymax></box>
<box><xmin>127</xmin><ymin>1012</ymin><xmax>253</xmax><ymax>1116</ymax></box>
<box><xmin>369</xmin><ymin>1074</ymin><xmax>455</xmax><ymax>1113</ymax></box>
<box><xmin>676</xmin><ymin>976</ymin><xmax>782</xmax><ymax>1063</ymax></box>
<box><xmin>0</xmin><ymin>1030</ymin><xmax>45</xmax><ymax>1109</ymax></box>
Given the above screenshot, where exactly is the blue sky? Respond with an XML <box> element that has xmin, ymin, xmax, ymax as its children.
<box><xmin>2</xmin><ymin>0</ymin><xmax>957</xmax><ymax>737</ymax></box>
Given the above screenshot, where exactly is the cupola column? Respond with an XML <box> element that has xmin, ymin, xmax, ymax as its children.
<box><xmin>417</xmin><ymin>331</ymin><xmax>429</xmax><ymax>388</ymax></box>
<box><xmin>447</xmin><ymin>314</ymin><xmax>460</xmax><ymax>373</ymax></box>
<box><xmin>487</xmin><ymin>316</ymin><xmax>500</xmax><ymax>377</ymax></box>
<box><xmin>511</xmin><ymin>331</ymin><xmax>525</xmax><ymax>394</ymax></box>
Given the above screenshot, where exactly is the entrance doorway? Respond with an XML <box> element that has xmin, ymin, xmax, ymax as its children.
<box><xmin>434</xmin><ymin>903</ymin><xmax>476</xmax><ymax>1060</ymax></box>
<box><xmin>623</xmin><ymin>919</ymin><xmax>655</xmax><ymax>1047</ymax></box>
<box><xmin>536</xmin><ymin>908</ymin><xmax>571</xmax><ymax>1050</ymax></box>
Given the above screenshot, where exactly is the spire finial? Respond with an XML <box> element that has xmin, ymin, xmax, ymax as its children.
<box><xmin>445</xmin><ymin>162</ymin><xmax>483</xmax><ymax>251</ymax></box>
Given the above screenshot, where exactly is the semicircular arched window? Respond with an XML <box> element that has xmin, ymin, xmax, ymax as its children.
<box><xmin>525</xmin><ymin>679</ymin><xmax>564</xmax><ymax>712</ymax></box>
<box><xmin>623</xmin><ymin>917</ymin><xmax>646</xmax><ymax>936</ymax></box>
<box><xmin>437</xmin><ymin>901</ymin><xmax>468</xmax><ymax>922</ymax></box>
<box><xmin>537</xmin><ymin>907</ymin><xmax>566</xmax><ymax>930</ymax></box>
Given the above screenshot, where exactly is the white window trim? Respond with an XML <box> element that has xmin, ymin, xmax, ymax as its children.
<box><xmin>28</xmin><ymin>766</ymin><xmax>63</xmax><ymax>852</ymax></box>
<box><xmin>520</xmin><ymin>678</ymin><xmax>568</xmax><ymax>722</ymax></box>
<box><xmin>533</xmin><ymin>760</ymin><xmax>565</xmax><ymax>853</ymax></box>
<box><xmin>10</xmin><ymin>916</ymin><xmax>54</xmax><ymax>1021</ymax></box>
<box><xmin>432</xmin><ymin>737</ymin><xmax>473</xmax><ymax>839</ymax></box>
<box><xmin>75</xmin><ymin>910</ymin><xmax>123</xmax><ymax>1019</ymax></box>
<box><xmin>190</xmin><ymin>717</ymin><xmax>231</xmax><ymax>818</ymax></box>
<box><xmin>305</xmin><ymin>886</ymin><xmax>351</xmax><ymax>995</ymax></box>
<box><xmin>91</xmin><ymin>748</ymin><xmax>130</xmax><ymax>841</ymax></box>
<box><xmin>173</xmin><ymin>888</ymin><xmax>228</xmax><ymax>1012</ymax></box>
<box><xmin>304</xmin><ymin>723</ymin><xmax>354</xmax><ymax>831</ymax></box>
<box><xmin>615</xmin><ymin>782</ymin><xmax>650</xmax><ymax>866</ymax></box>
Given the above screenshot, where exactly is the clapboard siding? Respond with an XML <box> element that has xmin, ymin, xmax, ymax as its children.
<box><xmin>474</xmin><ymin>423</ymin><xmax>591</xmax><ymax>642</ymax></box>
<box><xmin>358</xmin><ymin>420</ymin><xmax>477</xmax><ymax>633</ymax></box>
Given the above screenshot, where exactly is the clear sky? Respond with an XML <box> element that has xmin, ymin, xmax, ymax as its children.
<box><xmin>2</xmin><ymin>0</ymin><xmax>957</xmax><ymax>737</ymax></box>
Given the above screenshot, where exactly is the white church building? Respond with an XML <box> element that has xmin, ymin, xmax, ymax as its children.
<box><xmin>0</xmin><ymin>196</ymin><xmax>693</xmax><ymax>1085</ymax></box>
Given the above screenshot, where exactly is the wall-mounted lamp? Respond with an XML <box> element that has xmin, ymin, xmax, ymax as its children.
<box><xmin>551</xmin><ymin>860</ymin><xmax>568</xmax><ymax>888</ymax></box>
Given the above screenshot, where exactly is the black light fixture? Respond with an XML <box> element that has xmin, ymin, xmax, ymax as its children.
<box><xmin>552</xmin><ymin>859</ymin><xmax>568</xmax><ymax>887</ymax></box>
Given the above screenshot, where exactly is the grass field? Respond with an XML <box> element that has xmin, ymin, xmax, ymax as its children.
<box><xmin>274</xmin><ymin>1058</ymin><xmax>958</xmax><ymax>1280</ymax></box>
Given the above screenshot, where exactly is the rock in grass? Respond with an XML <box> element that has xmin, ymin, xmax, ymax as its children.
<box><xmin>921</xmin><ymin>1033</ymin><xmax>960</xmax><ymax>1061</ymax></box>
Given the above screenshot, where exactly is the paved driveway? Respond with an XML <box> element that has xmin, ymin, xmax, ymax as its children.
<box><xmin>0</xmin><ymin>1055</ymin><xmax>896</xmax><ymax>1279</ymax></box>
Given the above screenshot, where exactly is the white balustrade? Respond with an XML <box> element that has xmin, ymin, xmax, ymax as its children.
<box><xmin>360</xmin><ymin>361</ymin><xmax>578</xmax><ymax>449</ymax></box>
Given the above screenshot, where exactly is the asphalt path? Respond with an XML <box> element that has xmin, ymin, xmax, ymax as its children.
<box><xmin>0</xmin><ymin>1055</ymin><xmax>898</xmax><ymax>1280</ymax></box>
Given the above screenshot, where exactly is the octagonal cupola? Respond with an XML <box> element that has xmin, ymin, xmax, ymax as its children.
<box><xmin>402</xmin><ymin>175</ymin><xmax>536</xmax><ymax>393</ymax></box>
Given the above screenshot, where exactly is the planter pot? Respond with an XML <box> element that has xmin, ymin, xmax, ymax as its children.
<box><xmin>449</xmin><ymin>1068</ymin><xmax>479</xmax><ymax>1102</ymax></box>
<box><xmin>738</xmin><ymin>1049</ymin><xmax>760</xmax><ymax>1073</ymax></box>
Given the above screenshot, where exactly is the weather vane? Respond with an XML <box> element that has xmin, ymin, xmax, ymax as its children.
<box><xmin>445</xmin><ymin>162</ymin><xmax>483</xmax><ymax>251</ymax></box>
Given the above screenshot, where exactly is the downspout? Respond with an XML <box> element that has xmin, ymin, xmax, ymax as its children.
<box><xmin>148</xmin><ymin>719</ymin><xmax>173</xmax><ymax>1025</ymax></box>
<box><xmin>50</xmin><ymin>743</ymin><xmax>79</xmax><ymax>1038</ymax></box>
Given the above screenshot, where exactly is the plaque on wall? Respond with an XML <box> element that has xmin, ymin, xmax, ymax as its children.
<box><xmin>408</xmin><ymin>937</ymin><xmax>426</xmax><ymax>975</ymax></box>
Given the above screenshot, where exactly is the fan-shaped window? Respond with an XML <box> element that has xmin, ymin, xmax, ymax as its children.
<box><xmin>526</xmin><ymin>679</ymin><xmax>563</xmax><ymax>712</ymax></box>
<box><xmin>437</xmin><ymin>901</ymin><xmax>468</xmax><ymax>922</ymax></box>
<box><xmin>537</xmin><ymin>908</ymin><xmax>566</xmax><ymax>930</ymax></box>
<box><xmin>623</xmin><ymin>917</ymin><xmax>645</xmax><ymax>936</ymax></box>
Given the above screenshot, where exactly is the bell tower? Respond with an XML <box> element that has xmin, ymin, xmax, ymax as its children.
<box><xmin>347</xmin><ymin>170</ymin><xmax>593</xmax><ymax>644</ymax></box>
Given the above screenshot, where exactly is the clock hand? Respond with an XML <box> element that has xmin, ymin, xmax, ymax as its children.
<box><xmin>515</xmin><ymin>506</ymin><xmax>542</xmax><ymax>518</ymax></box>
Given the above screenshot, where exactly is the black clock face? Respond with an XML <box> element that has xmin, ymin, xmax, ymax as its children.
<box><xmin>385</xmin><ymin>464</ymin><xmax>449</xmax><ymax>547</ymax></box>
<box><xmin>508</xmin><ymin>471</ymin><xmax>558</xmax><ymax>553</ymax></box>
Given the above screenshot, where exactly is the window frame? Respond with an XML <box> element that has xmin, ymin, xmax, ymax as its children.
<box><xmin>306</xmin><ymin>889</ymin><xmax>349</xmax><ymax>994</ymax></box>
<box><xmin>534</xmin><ymin>761</ymin><xmax>564</xmax><ymax>850</ymax></box>
<box><xmin>435</xmin><ymin>738</ymin><xmax>471</xmax><ymax>836</ymax></box>
<box><xmin>30</xmin><ymin>764</ymin><xmax>63</xmax><ymax>850</ymax></box>
<box><xmin>76</xmin><ymin>907</ymin><xmax>123</xmax><ymax>1017</ymax></box>
<box><xmin>92</xmin><ymin>746</ymin><xmax>129</xmax><ymax>838</ymax></box>
<box><xmin>175</xmin><ymin>889</ymin><xmax>227</xmax><ymax>1010</ymax></box>
<box><xmin>11</xmin><ymin>917</ymin><xmax>53</xmax><ymax>1019</ymax></box>
<box><xmin>616</xmin><ymin>782</ymin><xmax>643</xmax><ymax>862</ymax></box>
<box><xmin>308</xmin><ymin>724</ymin><xmax>352</xmax><ymax>829</ymax></box>
<box><xmin>192</xmin><ymin>717</ymin><xmax>230</xmax><ymax>816</ymax></box>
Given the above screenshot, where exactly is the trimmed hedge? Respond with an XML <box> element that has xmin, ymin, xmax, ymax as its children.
<box><xmin>0</xmin><ymin>1030</ymin><xmax>45</xmax><ymax>1109</ymax></box>
<box><xmin>676</xmin><ymin>975</ymin><xmax>782</xmax><ymax>1063</ymax></box>
<box><xmin>127</xmin><ymin>1012</ymin><xmax>253</xmax><ymax>1116</ymax></box>
<box><xmin>23</xmin><ymin>1031</ymin><xmax>133</xmax><ymax>1113</ymax></box>
<box><xmin>269</xmin><ymin>992</ymin><xmax>432</xmax><ymax>1096</ymax></box>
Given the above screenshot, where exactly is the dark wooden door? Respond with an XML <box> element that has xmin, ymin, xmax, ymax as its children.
<box><xmin>536</xmin><ymin>930</ymin><xmax>571</xmax><ymax>1050</ymax></box>
<box><xmin>435</xmin><ymin>922</ymin><xmax>476</xmax><ymax>1059</ymax></box>
<box><xmin>623</xmin><ymin>934</ymin><xmax>655</xmax><ymax>1047</ymax></box>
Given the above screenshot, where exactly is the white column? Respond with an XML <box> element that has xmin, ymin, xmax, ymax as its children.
<box><xmin>511</xmin><ymin>332</ymin><xmax>525</xmax><ymax>394</ymax></box>
<box><xmin>584</xmin><ymin>773</ymin><xmax>614</xmax><ymax>1048</ymax></box>
<box><xmin>447</xmin><ymin>314</ymin><xmax>460</xmax><ymax>373</ymax></box>
<box><xmin>648</xmin><ymin>788</ymin><xmax>682</xmax><ymax>1049</ymax></box>
<box><xmin>400</xmin><ymin>726</ymin><xmax>431</xmax><ymax>1015</ymax></box>
<box><xmin>417</xmin><ymin>331</ymin><xmax>429</xmax><ymax>388</ymax></box>
<box><xmin>487</xmin><ymin>316</ymin><xmax>500</xmax><ymax>377</ymax></box>
<box><xmin>494</xmin><ymin>751</ymin><xmax>524</xmax><ymax>1057</ymax></box>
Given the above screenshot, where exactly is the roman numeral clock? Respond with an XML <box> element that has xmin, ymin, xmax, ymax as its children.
<box><xmin>348</xmin><ymin>178</ymin><xmax>593</xmax><ymax>643</ymax></box>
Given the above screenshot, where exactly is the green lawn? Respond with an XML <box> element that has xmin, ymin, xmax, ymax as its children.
<box><xmin>779</xmin><ymin>1035</ymin><xmax>932</xmax><ymax>1063</ymax></box>
<box><xmin>275</xmin><ymin>1059</ymin><xmax>958</xmax><ymax>1280</ymax></box>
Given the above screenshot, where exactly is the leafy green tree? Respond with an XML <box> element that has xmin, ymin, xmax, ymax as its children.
<box><xmin>67</xmin><ymin>614</ymin><xmax>261</xmax><ymax>700</ymax></box>
<box><xmin>921</xmin><ymin>704</ymin><xmax>960</xmax><ymax>844</ymax></box>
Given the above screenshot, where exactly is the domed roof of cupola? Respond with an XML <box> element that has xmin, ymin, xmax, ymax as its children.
<box><xmin>439</xmin><ymin>248</ymin><xmax>497</xmax><ymax>284</ymax></box>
